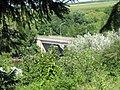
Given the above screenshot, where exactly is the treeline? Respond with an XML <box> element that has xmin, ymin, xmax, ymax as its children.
<box><xmin>37</xmin><ymin>7</ymin><xmax>112</xmax><ymax>37</ymax></box>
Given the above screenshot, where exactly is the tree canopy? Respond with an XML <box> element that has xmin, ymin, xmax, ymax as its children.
<box><xmin>100</xmin><ymin>1</ymin><xmax>120</xmax><ymax>33</ymax></box>
<box><xmin>0</xmin><ymin>0</ymin><xmax>71</xmax><ymax>54</ymax></box>
<box><xmin>0</xmin><ymin>0</ymin><xmax>71</xmax><ymax>28</ymax></box>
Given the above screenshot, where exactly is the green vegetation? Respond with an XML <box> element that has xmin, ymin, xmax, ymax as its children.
<box><xmin>0</xmin><ymin>1</ymin><xmax>120</xmax><ymax>90</ymax></box>
<box><xmin>39</xmin><ymin>6</ymin><xmax>112</xmax><ymax>36</ymax></box>
<box><xmin>1</xmin><ymin>35</ymin><xmax>119</xmax><ymax>90</ymax></box>
<box><xmin>70</xmin><ymin>1</ymin><xmax>117</xmax><ymax>11</ymax></box>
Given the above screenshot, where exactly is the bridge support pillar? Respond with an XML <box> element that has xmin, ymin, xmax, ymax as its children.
<box><xmin>57</xmin><ymin>44</ymin><xmax>65</xmax><ymax>56</ymax></box>
<box><xmin>59</xmin><ymin>44</ymin><xmax>65</xmax><ymax>50</ymax></box>
<box><xmin>36</xmin><ymin>40</ymin><xmax>46</xmax><ymax>52</ymax></box>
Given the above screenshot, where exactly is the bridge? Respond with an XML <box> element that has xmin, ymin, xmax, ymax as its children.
<box><xmin>36</xmin><ymin>36</ymin><xmax>74</xmax><ymax>53</ymax></box>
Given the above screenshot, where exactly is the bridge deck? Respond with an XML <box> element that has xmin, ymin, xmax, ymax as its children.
<box><xmin>37</xmin><ymin>36</ymin><xmax>75</xmax><ymax>45</ymax></box>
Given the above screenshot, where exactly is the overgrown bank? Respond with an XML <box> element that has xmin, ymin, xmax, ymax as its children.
<box><xmin>0</xmin><ymin>32</ymin><xmax>120</xmax><ymax>90</ymax></box>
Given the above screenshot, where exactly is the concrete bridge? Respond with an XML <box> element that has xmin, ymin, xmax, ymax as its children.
<box><xmin>36</xmin><ymin>36</ymin><xmax>74</xmax><ymax>54</ymax></box>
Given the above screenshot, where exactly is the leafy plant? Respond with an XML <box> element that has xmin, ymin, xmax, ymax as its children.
<box><xmin>0</xmin><ymin>69</ymin><xmax>19</xmax><ymax>90</ymax></box>
<box><xmin>68</xmin><ymin>31</ymin><xmax>120</xmax><ymax>52</ymax></box>
<box><xmin>17</xmin><ymin>47</ymin><xmax>60</xmax><ymax>88</ymax></box>
<box><xmin>100</xmin><ymin>40</ymin><xmax>120</xmax><ymax>76</ymax></box>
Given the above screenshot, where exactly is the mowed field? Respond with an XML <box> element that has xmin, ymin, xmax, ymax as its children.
<box><xmin>70</xmin><ymin>1</ymin><xmax>117</xmax><ymax>11</ymax></box>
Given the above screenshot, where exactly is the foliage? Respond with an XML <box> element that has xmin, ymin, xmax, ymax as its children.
<box><xmin>55</xmin><ymin>39</ymin><xmax>120</xmax><ymax>90</ymax></box>
<box><xmin>100</xmin><ymin>40</ymin><xmax>120</xmax><ymax>76</ymax></box>
<box><xmin>16</xmin><ymin>47</ymin><xmax>60</xmax><ymax>89</ymax></box>
<box><xmin>100</xmin><ymin>1</ymin><xmax>120</xmax><ymax>32</ymax></box>
<box><xmin>0</xmin><ymin>1</ymin><xmax>113</xmax><ymax>54</ymax></box>
<box><xmin>0</xmin><ymin>0</ymin><xmax>70</xmax><ymax>53</ymax></box>
<box><xmin>15</xmin><ymin>34</ymin><xmax>120</xmax><ymax>90</ymax></box>
<box><xmin>0</xmin><ymin>69</ymin><xmax>19</xmax><ymax>90</ymax></box>
<box><xmin>0</xmin><ymin>53</ymin><xmax>14</xmax><ymax>70</ymax></box>
<box><xmin>0</xmin><ymin>0</ymin><xmax>70</xmax><ymax>25</ymax></box>
<box><xmin>56</xmin><ymin>50</ymin><xmax>96</xmax><ymax>90</ymax></box>
<box><xmin>39</xmin><ymin>7</ymin><xmax>110</xmax><ymax>36</ymax></box>
<box><xmin>1</xmin><ymin>1</ymin><xmax>120</xmax><ymax>90</ymax></box>
<box><xmin>68</xmin><ymin>31</ymin><xmax>120</xmax><ymax>52</ymax></box>
<box><xmin>0</xmin><ymin>53</ymin><xmax>19</xmax><ymax>90</ymax></box>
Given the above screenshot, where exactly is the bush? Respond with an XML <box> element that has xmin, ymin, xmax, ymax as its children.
<box><xmin>68</xmin><ymin>31</ymin><xmax>120</xmax><ymax>52</ymax></box>
<box><xmin>100</xmin><ymin>40</ymin><xmax>120</xmax><ymax>76</ymax></box>
<box><xmin>16</xmin><ymin>47</ymin><xmax>61</xmax><ymax>89</ymax></box>
<box><xmin>0</xmin><ymin>53</ymin><xmax>19</xmax><ymax>90</ymax></box>
<box><xmin>56</xmin><ymin>50</ymin><xmax>97</xmax><ymax>90</ymax></box>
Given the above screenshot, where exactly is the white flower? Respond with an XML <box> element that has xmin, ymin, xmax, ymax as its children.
<box><xmin>68</xmin><ymin>31</ymin><xmax>120</xmax><ymax>52</ymax></box>
<box><xmin>0</xmin><ymin>67</ymin><xmax>5</xmax><ymax>72</ymax></box>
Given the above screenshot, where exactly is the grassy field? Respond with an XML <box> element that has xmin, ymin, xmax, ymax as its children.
<box><xmin>70</xmin><ymin>1</ymin><xmax>117</xmax><ymax>11</ymax></box>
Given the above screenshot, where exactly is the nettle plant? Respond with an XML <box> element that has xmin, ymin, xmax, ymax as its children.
<box><xmin>68</xmin><ymin>31</ymin><xmax>120</xmax><ymax>52</ymax></box>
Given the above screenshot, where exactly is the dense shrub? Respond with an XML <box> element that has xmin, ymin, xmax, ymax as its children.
<box><xmin>15</xmin><ymin>31</ymin><xmax>120</xmax><ymax>90</ymax></box>
<box><xmin>100</xmin><ymin>40</ymin><xmax>120</xmax><ymax>76</ymax></box>
<box><xmin>0</xmin><ymin>53</ymin><xmax>19</xmax><ymax>90</ymax></box>
<box><xmin>55</xmin><ymin>39</ymin><xmax>120</xmax><ymax>90</ymax></box>
<box><xmin>68</xmin><ymin>31</ymin><xmax>120</xmax><ymax>52</ymax></box>
<box><xmin>56</xmin><ymin>50</ymin><xmax>96</xmax><ymax>90</ymax></box>
<box><xmin>16</xmin><ymin>47</ymin><xmax>60</xmax><ymax>89</ymax></box>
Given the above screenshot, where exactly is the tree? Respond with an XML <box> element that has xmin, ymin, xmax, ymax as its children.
<box><xmin>0</xmin><ymin>0</ymin><xmax>71</xmax><ymax>54</ymax></box>
<box><xmin>100</xmin><ymin>1</ymin><xmax>120</xmax><ymax>33</ymax></box>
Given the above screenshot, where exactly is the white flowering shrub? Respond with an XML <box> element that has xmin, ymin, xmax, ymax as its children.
<box><xmin>68</xmin><ymin>31</ymin><xmax>120</xmax><ymax>52</ymax></box>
